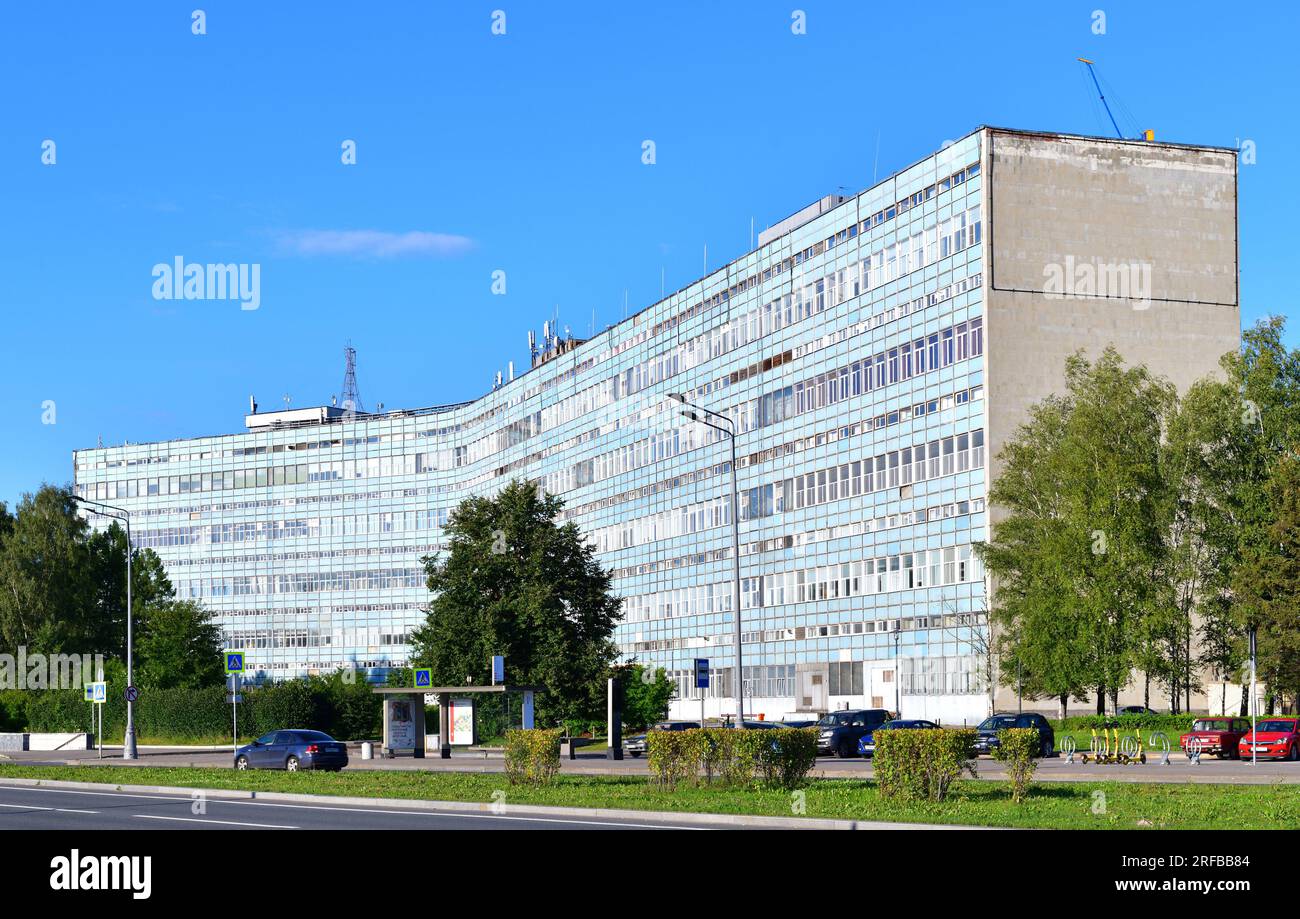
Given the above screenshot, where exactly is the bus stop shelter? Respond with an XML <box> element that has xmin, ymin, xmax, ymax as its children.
<box><xmin>371</xmin><ymin>685</ymin><xmax>544</xmax><ymax>759</ymax></box>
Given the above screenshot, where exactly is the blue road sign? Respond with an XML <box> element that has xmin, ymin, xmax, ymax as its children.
<box><xmin>124</xmin><ymin>686</ymin><xmax>139</xmax><ymax>703</ymax></box>
<box><xmin>694</xmin><ymin>658</ymin><xmax>710</xmax><ymax>689</ymax></box>
<box><xmin>84</xmin><ymin>682</ymin><xmax>106</xmax><ymax>704</ymax></box>
<box><xmin>224</xmin><ymin>650</ymin><xmax>245</xmax><ymax>675</ymax></box>
<box><xmin>414</xmin><ymin>668</ymin><xmax>432</xmax><ymax>688</ymax></box>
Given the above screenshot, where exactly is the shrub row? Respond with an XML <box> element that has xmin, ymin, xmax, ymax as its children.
<box><xmin>1052</xmin><ymin>714</ymin><xmax>1197</xmax><ymax>734</ymax></box>
<box><xmin>20</xmin><ymin>674</ymin><xmax>381</xmax><ymax>742</ymax></box>
<box><xmin>503</xmin><ymin>729</ymin><xmax>563</xmax><ymax>785</ymax></box>
<box><xmin>993</xmin><ymin>728</ymin><xmax>1040</xmax><ymax>803</ymax></box>
<box><xmin>872</xmin><ymin>728</ymin><xmax>977</xmax><ymax>802</ymax></box>
<box><xmin>647</xmin><ymin>727</ymin><xmax>818</xmax><ymax>790</ymax></box>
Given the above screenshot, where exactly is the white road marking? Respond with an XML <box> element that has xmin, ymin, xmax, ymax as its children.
<box><xmin>219</xmin><ymin>800</ymin><xmax>712</xmax><ymax>830</ymax></box>
<box><xmin>0</xmin><ymin>802</ymin><xmax>98</xmax><ymax>814</ymax></box>
<box><xmin>0</xmin><ymin>785</ymin><xmax>711</xmax><ymax>829</ymax></box>
<box><xmin>0</xmin><ymin>786</ymin><xmax>219</xmax><ymax>803</ymax></box>
<box><xmin>134</xmin><ymin>814</ymin><xmax>298</xmax><ymax>829</ymax></box>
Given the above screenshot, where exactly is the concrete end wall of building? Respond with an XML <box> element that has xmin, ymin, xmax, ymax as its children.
<box><xmin>981</xmin><ymin>129</ymin><xmax>1240</xmax><ymax>716</ymax></box>
<box><xmin>984</xmin><ymin>128</ymin><xmax>1240</xmax><ymax>479</ymax></box>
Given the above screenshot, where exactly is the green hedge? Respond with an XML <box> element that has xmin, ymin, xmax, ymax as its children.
<box><xmin>759</xmin><ymin>727</ymin><xmax>819</xmax><ymax>789</ymax></box>
<box><xmin>647</xmin><ymin>728</ymin><xmax>818</xmax><ymax>790</ymax></box>
<box><xmin>647</xmin><ymin>729</ymin><xmax>707</xmax><ymax>789</ymax></box>
<box><xmin>0</xmin><ymin>690</ymin><xmax>29</xmax><ymax>732</ymax></box>
<box><xmin>503</xmin><ymin>729</ymin><xmax>562</xmax><ymax>785</ymax></box>
<box><xmin>22</xmin><ymin>673</ymin><xmax>381</xmax><ymax>742</ymax></box>
<box><xmin>873</xmin><ymin>729</ymin><xmax>977</xmax><ymax>802</ymax></box>
<box><xmin>1052</xmin><ymin>714</ymin><xmax>1197</xmax><ymax>734</ymax></box>
<box><xmin>994</xmin><ymin>728</ymin><xmax>1040</xmax><ymax>803</ymax></box>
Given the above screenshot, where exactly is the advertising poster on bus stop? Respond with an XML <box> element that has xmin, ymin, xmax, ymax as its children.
<box><xmin>386</xmin><ymin>698</ymin><xmax>417</xmax><ymax>750</ymax></box>
<box><xmin>448</xmin><ymin>697</ymin><xmax>474</xmax><ymax>745</ymax></box>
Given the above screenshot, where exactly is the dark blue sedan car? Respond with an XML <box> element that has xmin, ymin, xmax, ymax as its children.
<box><xmin>234</xmin><ymin>730</ymin><xmax>349</xmax><ymax>772</ymax></box>
<box><xmin>857</xmin><ymin>719</ymin><xmax>940</xmax><ymax>757</ymax></box>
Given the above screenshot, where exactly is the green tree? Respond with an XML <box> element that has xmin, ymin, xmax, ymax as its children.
<box><xmin>0</xmin><ymin>485</ymin><xmax>94</xmax><ymax>652</ymax></box>
<box><xmin>84</xmin><ymin>523</ymin><xmax>174</xmax><ymax>659</ymax></box>
<box><xmin>1218</xmin><ymin>319</ymin><xmax>1300</xmax><ymax>713</ymax></box>
<box><xmin>977</xmin><ymin>349</ymin><xmax>1172</xmax><ymax>716</ymax></box>
<box><xmin>135</xmin><ymin>599</ymin><xmax>225</xmax><ymax>689</ymax></box>
<box><xmin>306</xmin><ymin>669</ymin><xmax>382</xmax><ymax>741</ymax></box>
<box><xmin>409</xmin><ymin>480</ymin><xmax>623</xmax><ymax>727</ymax></box>
<box><xmin>1152</xmin><ymin>375</ymin><xmax>1251</xmax><ymax>712</ymax></box>
<box><xmin>0</xmin><ymin>485</ymin><xmax>176</xmax><ymax>659</ymax></box>
<box><xmin>1233</xmin><ymin>452</ymin><xmax>1300</xmax><ymax>711</ymax></box>
<box><xmin>617</xmin><ymin>662</ymin><xmax>676</xmax><ymax>731</ymax></box>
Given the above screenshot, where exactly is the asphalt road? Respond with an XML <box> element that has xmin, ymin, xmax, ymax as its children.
<box><xmin>0</xmin><ymin>783</ymin><xmax>719</xmax><ymax>831</ymax></box>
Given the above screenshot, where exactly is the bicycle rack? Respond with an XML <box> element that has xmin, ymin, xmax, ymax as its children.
<box><xmin>1081</xmin><ymin>729</ymin><xmax>1108</xmax><ymax>765</ymax></box>
<box><xmin>1148</xmin><ymin>731</ymin><xmax>1171</xmax><ymax>766</ymax></box>
<box><xmin>1062</xmin><ymin>735</ymin><xmax>1077</xmax><ymax>764</ymax></box>
<box><xmin>1186</xmin><ymin>735</ymin><xmax>1203</xmax><ymax>765</ymax></box>
<box><xmin>1119</xmin><ymin>735</ymin><xmax>1144</xmax><ymax>765</ymax></box>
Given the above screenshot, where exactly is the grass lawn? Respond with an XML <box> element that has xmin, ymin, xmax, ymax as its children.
<box><xmin>0</xmin><ymin>763</ymin><xmax>1294</xmax><ymax>828</ymax></box>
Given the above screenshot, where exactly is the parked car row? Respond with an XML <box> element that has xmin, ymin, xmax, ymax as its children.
<box><xmin>857</xmin><ymin>719</ymin><xmax>939</xmax><ymax>756</ymax></box>
<box><xmin>809</xmin><ymin>708</ymin><xmax>1058</xmax><ymax>759</ymax></box>
<box><xmin>815</xmin><ymin>709</ymin><xmax>893</xmax><ymax>757</ymax></box>
<box><xmin>972</xmin><ymin>712</ymin><xmax>1056</xmax><ymax>757</ymax></box>
<box><xmin>1181</xmin><ymin>717</ymin><xmax>1300</xmax><ymax>761</ymax></box>
<box><xmin>624</xmin><ymin>719</ymin><xmax>784</xmax><ymax>756</ymax></box>
<box><xmin>227</xmin><ymin>715</ymin><xmax>1300</xmax><ymax>771</ymax></box>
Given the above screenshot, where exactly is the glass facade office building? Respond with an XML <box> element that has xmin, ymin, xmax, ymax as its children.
<box><xmin>74</xmin><ymin>132</ymin><xmax>989</xmax><ymax>722</ymax></box>
<box><xmin>81</xmin><ymin>126</ymin><xmax>1237</xmax><ymax>721</ymax></box>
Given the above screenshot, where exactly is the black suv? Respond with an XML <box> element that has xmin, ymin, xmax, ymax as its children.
<box><xmin>816</xmin><ymin>709</ymin><xmax>892</xmax><ymax>757</ymax></box>
<box><xmin>972</xmin><ymin>712</ymin><xmax>1055</xmax><ymax>757</ymax></box>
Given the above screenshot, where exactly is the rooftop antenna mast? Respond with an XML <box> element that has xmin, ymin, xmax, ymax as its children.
<box><xmin>1077</xmin><ymin>58</ymin><xmax>1123</xmax><ymax>139</ymax></box>
<box><xmin>338</xmin><ymin>343</ymin><xmax>365</xmax><ymax>413</ymax></box>
<box><xmin>1077</xmin><ymin>58</ymin><xmax>1154</xmax><ymax>143</ymax></box>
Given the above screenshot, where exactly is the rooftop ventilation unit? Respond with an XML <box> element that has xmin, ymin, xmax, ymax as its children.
<box><xmin>757</xmin><ymin>194</ymin><xmax>849</xmax><ymax>248</ymax></box>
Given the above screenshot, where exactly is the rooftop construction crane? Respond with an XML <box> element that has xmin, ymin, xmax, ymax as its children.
<box><xmin>1077</xmin><ymin>58</ymin><xmax>1154</xmax><ymax>141</ymax></box>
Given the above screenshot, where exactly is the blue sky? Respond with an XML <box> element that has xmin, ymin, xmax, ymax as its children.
<box><xmin>1</xmin><ymin>1</ymin><xmax>1295</xmax><ymax>507</ymax></box>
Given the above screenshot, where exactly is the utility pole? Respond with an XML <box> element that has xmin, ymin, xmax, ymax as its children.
<box><xmin>1249</xmin><ymin>627</ymin><xmax>1258</xmax><ymax>767</ymax></box>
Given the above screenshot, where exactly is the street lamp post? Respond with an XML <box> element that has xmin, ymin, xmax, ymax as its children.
<box><xmin>1017</xmin><ymin>659</ymin><xmax>1023</xmax><ymax>714</ymax></box>
<box><xmin>668</xmin><ymin>393</ymin><xmax>744</xmax><ymax>724</ymax></box>
<box><xmin>893</xmin><ymin>626</ymin><xmax>900</xmax><ymax>717</ymax></box>
<box><xmin>72</xmin><ymin>496</ymin><xmax>137</xmax><ymax>760</ymax></box>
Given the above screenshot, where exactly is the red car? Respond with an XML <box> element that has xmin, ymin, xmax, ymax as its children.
<box><xmin>1236</xmin><ymin>718</ymin><xmax>1300</xmax><ymax>761</ymax></box>
<box><xmin>1180</xmin><ymin>717</ymin><xmax>1251</xmax><ymax>759</ymax></box>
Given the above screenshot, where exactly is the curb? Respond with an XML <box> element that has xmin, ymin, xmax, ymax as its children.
<box><xmin>0</xmin><ymin>775</ymin><xmax>987</xmax><ymax>830</ymax></box>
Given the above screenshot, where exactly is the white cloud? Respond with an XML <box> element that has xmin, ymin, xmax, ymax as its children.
<box><xmin>275</xmin><ymin>229</ymin><xmax>475</xmax><ymax>259</ymax></box>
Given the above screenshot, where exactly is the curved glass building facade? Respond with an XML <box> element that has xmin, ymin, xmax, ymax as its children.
<box><xmin>74</xmin><ymin>127</ymin><xmax>1240</xmax><ymax>722</ymax></box>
